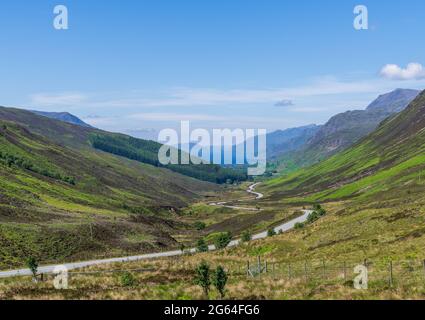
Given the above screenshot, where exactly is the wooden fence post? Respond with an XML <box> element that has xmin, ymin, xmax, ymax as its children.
<box><xmin>304</xmin><ymin>261</ymin><xmax>308</xmax><ymax>281</ymax></box>
<box><xmin>422</xmin><ymin>260</ymin><xmax>425</xmax><ymax>278</ymax></box>
<box><xmin>343</xmin><ymin>261</ymin><xmax>347</xmax><ymax>282</ymax></box>
<box><xmin>247</xmin><ymin>261</ymin><xmax>250</xmax><ymax>276</ymax></box>
<box><xmin>257</xmin><ymin>256</ymin><xmax>261</xmax><ymax>274</ymax></box>
<box><xmin>389</xmin><ymin>261</ymin><xmax>394</xmax><ymax>287</ymax></box>
<box><xmin>288</xmin><ymin>263</ymin><xmax>292</xmax><ymax>279</ymax></box>
<box><xmin>322</xmin><ymin>260</ymin><xmax>326</xmax><ymax>279</ymax></box>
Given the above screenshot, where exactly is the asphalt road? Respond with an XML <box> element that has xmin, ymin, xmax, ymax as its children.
<box><xmin>0</xmin><ymin>184</ymin><xmax>311</xmax><ymax>278</ymax></box>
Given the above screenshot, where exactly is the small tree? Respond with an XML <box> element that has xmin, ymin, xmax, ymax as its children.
<box><xmin>26</xmin><ymin>257</ymin><xmax>38</xmax><ymax>282</ymax></box>
<box><xmin>317</xmin><ymin>207</ymin><xmax>327</xmax><ymax>217</ymax></box>
<box><xmin>241</xmin><ymin>230</ymin><xmax>252</xmax><ymax>243</ymax></box>
<box><xmin>197</xmin><ymin>238</ymin><xmax>209</xmax><ymax>253</ymax></box>
<box><xmin>180</xmin><ymin>243</ymin><xmax>186</xmax><ymax>253</ymax></box>
<box><xmin>307</xmin><ymin>210</ymin><xmax>321</xmax><ymax>223</ymax></box>
<box><xmin>194</xmin><ymin>221</ymin><xmax>206</xmax><ymax>231</ymax></box>
<box><xmin>214</xmin><ymin>232</ymin><xmax>232</xmax><ymax>249</ymax></box>
<box><xmin>213</xmin><ymin>266</ymin><xmax>228</xmax><ymax>299</ymax></box>
<box><xmin>194</xmin><ymin>261</ymin><xmax>211</xmax><ymax>299</ymax></box>
<box><xmin>267</xmin><ymin>228</ymin><xmax>276</xmax><ymax>237</ymax></box>
<box><xmin>313</xmin><ymin>204</ymin><xmax>322</xmax><ymax>211</ymax></box>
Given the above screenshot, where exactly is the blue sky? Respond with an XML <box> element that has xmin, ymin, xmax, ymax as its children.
<box><xmin>1</xmin><ymin>0</ymin><xmax>425</xmax><ymax>136</ymax></box>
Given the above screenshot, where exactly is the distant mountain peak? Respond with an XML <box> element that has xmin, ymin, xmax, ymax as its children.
<box><xmin>30</xmin><ymin>110</ymin><xmax>93</xmax><ymax>128</ymax></box>
<box><xmin>366</xmin><ymin>88</ymin><xmax>420</xmax><ymax>113</ymax></box>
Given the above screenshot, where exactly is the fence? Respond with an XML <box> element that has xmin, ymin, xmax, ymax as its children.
<box><xmin>240</xmin><ymin>257</ymin><xmax>425</xmax><ymax>288</ymax></box>
<box><xmin>6</xmin><ymin>256</ymin><xmax>425</xmax><ymax>292</ymax></box>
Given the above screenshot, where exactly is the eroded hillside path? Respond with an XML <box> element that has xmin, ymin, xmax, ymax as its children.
<box><xmin>0</xmin><ymin>183</ymin><xmax>311</xmax><ymax>278</ymax></box>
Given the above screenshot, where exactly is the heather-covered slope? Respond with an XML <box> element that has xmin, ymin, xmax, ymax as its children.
<box><xmin>0</xmin><ymin>107</ymin><xmax>223</xmax><ymax>268</ymax></box>
<box><xmin>0</xmin><ymin>107</ymin><xmax>247</xmax><ymax>184</ymax></box>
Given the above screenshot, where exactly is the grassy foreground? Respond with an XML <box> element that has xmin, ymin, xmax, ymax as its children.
<box><xmin>2</xmin><ymin>192</ymin><xmax>425</xmax><ymax>300</ymax></box>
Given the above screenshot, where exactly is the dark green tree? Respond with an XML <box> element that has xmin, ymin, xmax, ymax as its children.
<box><xmin>197</xmin><ymin>238</ymin><xmax>209</xmax><ymax>253</ymax></box>
<box><xmin>241</xmin><ymin>230</ymin><xmax>252</xmax><ymax>243</ymax></box>
<box><xmin>180</xmin><ymin>243</ymin><xmax>186</xmax><ymax>253</ymax></box>
<box><xmin>194</xmin><ymin>261</ymin><xmax>211</xmax><ymax>299</ymax></box>
<box><xmin>194</xmin><ymin>221</ymin><xmax>207</xmax><ymax>231</ymax></box>
<box><xmin>214</xmin><ymin>232</ymin><xmax>232</xmax><ymax>249</ymax></box>
<box><xmin>213</xmin><ymin>266</ymin><xmax>228</xmax><ymax>299</ymax></box>
<box><xmin>26</xmin><ymin>257</ymin><xmax>38</xmax><ymax>281</ymax></box>
<box><xmin>313</xmin><ymin>204</ymin><xmax>322</xmax><ymax>211</ymax></box>
<box><xmin>267</xmin><ymin>228</ymin><xmax>277</xmax><ymax>237</ymax></box>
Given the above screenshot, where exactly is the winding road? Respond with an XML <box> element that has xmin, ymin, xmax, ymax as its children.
<box><xmin>208</xmin><ymin>182</ymin><xmax>263</xmax><ymax>211</ymax></box>
<box><xmin>0</xmin><ymin>183</ymin><xmax>311</xmax><ymax>278</ymax></box>
<box><xmin>247</xmin><ymin>182</ymin><xmax>264</xmax><ymax>199</ymax></box>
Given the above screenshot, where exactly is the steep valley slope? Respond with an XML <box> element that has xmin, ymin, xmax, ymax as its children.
<box><xmin>0</xmin><ymin>107</ymin><xmax>222</xmax><ymax>269</ymax></box>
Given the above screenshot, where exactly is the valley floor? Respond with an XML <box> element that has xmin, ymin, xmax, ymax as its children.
<box><xmin>2</xmin><ymin>183</ymin><xmax>425</xmax><ymax>300</ymax></box>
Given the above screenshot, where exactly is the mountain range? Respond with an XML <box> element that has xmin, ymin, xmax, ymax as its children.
<box><xmin>270</xmin><ymin>89</ymin><xmax>420</xmax><ymax>171</ymax></box>
<box><xmin>264</xmin><ymin>89</ymin><xmax>425</xmax><ymax>203</ymax></box>
<box><xmin>266</xmin><ymin>124</ymin><xmax>321</xmax><ymax>160</ymax></box>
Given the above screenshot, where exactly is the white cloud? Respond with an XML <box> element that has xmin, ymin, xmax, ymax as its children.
<box><xmin>27</xmin><ymin>74</ymin><xmax>425</xmax><ymax>134</ymax></box>
<box><xmin>126</xmin><ymin>112</ymin><xmax>226</xmax><ymax>122</ymax></box>
<box><xmin>83</xmin><ymin>112</ymin><xmax>299</xmax><ymax>132</ymax></box>
<box><xmin>380</xmin><ymin>63</ymin><xmax>425</xmax><ymax>81</ymax></box>
<box><xmin>28</xmin><ymin>78</ymin><xmax>387</xmax><ymax>110</ymax></box>
<box><xmin>275</xmin><ymin>100</ymin><xmax>294</xmax><ymax>107</ymax></box>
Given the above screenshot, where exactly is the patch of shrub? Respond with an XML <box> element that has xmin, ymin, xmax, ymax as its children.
<box><xmin>194</xmin><ymin>221</ymin><xmax>207</xmax><ymax>231</ymax></box>
<box><xmin>267</xmin><ymin>228</ymin><xmax>277</xmax><ymax>237</ymax></box>
<box><xmin>241</xmin><ymin>230</ymin><xmax>252</xmax><ymax>242</ymax></box>
<box><xmin>197</xmin><ymin>238</ymin><xmax>209</xmax><ymax>252</ymax></box>
<box><xmin>214</xmin><ymin>232</ymin><xmax>232</xmax><ymax>249</ymax></box>
<box><xmin>294</xmin><ymin>222</ymin><xmax>305</xmax><ymax>230</ymax></box>
<box><xmin>307</xmin><ymin>206</ymin><xmax>327</xmax><ymax>224</ymax></box>
<box><xmin>120</xmin><ymin>272</ymin><xmax>136</xmax><ymax>287</ymax></box>
<box><xmin>0</xmin><ymin>151</ymin><xmax>75</xmax><ymax>185</ymax></box>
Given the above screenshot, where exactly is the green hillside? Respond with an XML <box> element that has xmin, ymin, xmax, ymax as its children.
<box><xmin>0</xmin><ymin>107</ymin><xmax>247</xmax><ymax>184</ymax></box>
<box><xmin>89</xmin><ymin>133</ymin><xmax>248</xmax><ymax>183</ymax></box>
<box><xmin>263</xmin><ymin>89</ymin><xmax>425</xmax><ymax>203</ymax></box>
<box><xmin>0</xmin><ymin>107</ymin><xmax>225</xmax><ymax>268</ymax></box>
